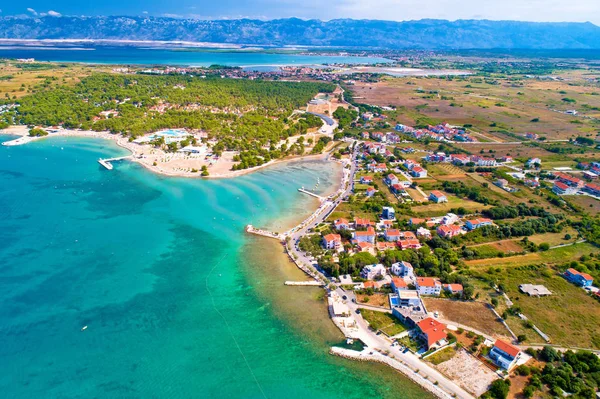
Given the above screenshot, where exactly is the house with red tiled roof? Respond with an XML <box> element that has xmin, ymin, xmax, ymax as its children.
<box><xmin>384</xmin><ymin>229</ymin><xmax>401</xmax><ymax>241</ymax></box>
<box><xmin>334</xmin><ymin>218</ymin><xmax>350</xmax><ymax>230</ymax></box>
<box><xmin>552</xmin><ymin>181</ymin><xmax>578</xmax><ymax>195</ymax></box>
<box><xmin>489</xmin><ymin>339</ymin><xmax>521</xmax><ymax>370</ymax></box>
<box><xmin>322</xmin><ymin>234</ymin><xmax>342</xmax><ymax>251</ymax></box>
<box><xmin>354</xmin><ymin>218</ymin><xmax>374</xmax><ymax>228</ymax></box>
<box><xmin>353</xmin><ymin>227</ymin><xmax>376</xmax><ymax>244</ymax></box>
<box><xmin>429</xmin><ymin>190</ymin><xmax>448</xmax><ymax>203</ymax></box>
<box><xmin>366</xmin><ymin>187</ymin><xmax>376</xmax><ymax>197</ymax></box>
<box><xmin>376</xmin><ymin>241</ymin><xmax>396</xmax><ymax>252</ymax></box>
<box><xmin>564</xmin><ymin>268</ymin><xmax>594</xmax><ymax>287</ymax></box>
<box><xmin>465</xmin><ymin>218</ymin><xmax>493</xmax><ymax>230</ymax></box>
<box><xmin>584</xmin><ymin>183</ymin><xmax>600</xmax><ymax>197</ymax></box>
<box><xmin>356</xmin><ymin>241</ymin><xmax>375</xmax><ymax>255</ymax></box>
<box><xmin>410</xmin><ymin>166</ymin><xmax>428</xmax><ymax>178</ymax></box>
<box><xmin>443</xmin><ymin>284</ymin><xmax>463</xmax><ymax>295</ymax></box>
<box><xmin>398</xmin><ymin>239</ymin><xmax>422</xmax><ymax>250</ymax></box>
<box><xmin>360</xmin><ymin>175</ymin><xmax>373</xmax><ymax>184</ymax></box>
<box><xmin>416</xmin><ymin>277</ymin><xmax>442</xmax><ymax>296</ymax></box>
<box><xmin>554</xmin><ymin>172</ymin><xmax>584</xmax><ymax>188</ymax></box>
<box><xmin>391</xmin><ymin>277</ymin><xmax>408</xmax><ymax>292</ymax></box>
<box><xmin>416</xmin><ymin>318</ymin><xmax>448</xmax><ymax>350</ymax></box>
<box><xmin>436</xmin><ymin>224</ymin><xmax>463</xmax><ymax>239</ymax></box>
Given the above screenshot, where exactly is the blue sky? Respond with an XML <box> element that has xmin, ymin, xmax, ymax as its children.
<box><xmin>1</xmin><ymin>1</ymin><xmax>599</xmax><ymax>25</ymax></box>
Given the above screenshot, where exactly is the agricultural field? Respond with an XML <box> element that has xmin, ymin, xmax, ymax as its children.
<box><xmin>350</xmin><ymin>70</ymin><xmax>600</xmax><ymax>141</ymax></box>
<box><xmin>564</xmin><ymin>195</ymin><xmax>600</xmax><ymax>216</ymax></box>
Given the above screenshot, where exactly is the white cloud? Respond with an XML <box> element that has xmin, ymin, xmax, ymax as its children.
<box><xmin>47</xmin><ymin>10</ymin><xmax>61</xmax><ymax>17</ymax></box>
<box><xmin>26</xmin><ymin>8</ymin><xmax>37</xmax><ymax>16</ymax></box>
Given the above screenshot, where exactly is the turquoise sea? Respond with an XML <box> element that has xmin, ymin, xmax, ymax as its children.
<box><xmin>0</xmin><ymin>135</ymin><xmax>431</xmax><ymax>398</ymax></box>
<box><xmin>0</xmin><ymin>47</ymin><xmax>390</xmax><ymax>67</ymax></box>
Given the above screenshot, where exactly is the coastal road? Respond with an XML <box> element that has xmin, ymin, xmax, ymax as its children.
<box><xmin>284</xmin><ymin>141</ymin><xmax>359</xmax><ymax>281</ymax></box>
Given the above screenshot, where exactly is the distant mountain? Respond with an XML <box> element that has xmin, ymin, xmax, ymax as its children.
<box><xmin>1</xmin><ymin>16</ymin><xmax>600</xmax><ymax>49</ymax></box>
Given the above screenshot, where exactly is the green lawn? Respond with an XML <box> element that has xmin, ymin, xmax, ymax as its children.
<box><xmin>426</xmin><ymin>346</ymin><xmax>457</xmax><ymax>365</ymax></box>
<box><xmin>360</xmin><ymin>309</ymin><xmax>407</xmax><ymax>336</ymax></box>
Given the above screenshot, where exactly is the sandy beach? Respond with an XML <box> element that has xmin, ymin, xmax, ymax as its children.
<box><xmin>1</xmin><ymin>125</ymin><xmax>333</xmax><ymax>179</ymax></box>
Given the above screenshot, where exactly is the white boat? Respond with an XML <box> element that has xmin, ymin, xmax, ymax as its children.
<box><xmin>81</xmin><ymin>325</ymin><xmax>88</xmax><ymax>331</ymax></box>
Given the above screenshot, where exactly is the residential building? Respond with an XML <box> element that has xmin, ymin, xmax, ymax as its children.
<box><xmin>429</xmin><ymin>190</ymin><xmax>448</xmax><ymax>203</ymax></box>
<box><xmin>398</xmin><ymin>239</ymin><xmax>422</xmax><ymax>250</ymax></box>
<box><xmin>366</xmin><ymin>187</ymin><xmax>376</xmax><ymax>197</ymax></box>
<box><xmin>417</xmin><ymin>318</ymin><xmax>448</xmax><ymax>350</ymax></box>
<box><xmin>443</xmin><ymin>284</ymin><xmax>463</xmax><ymax>295</ymax></box>
<box><xmin>384</xmin><ymin>229</ymin><xmax>401</xmax><ymax>241</ymax></box>
<box><xmin>356</xmin><ymin>241</ymin><xmax>375</xmax><ymax>255</ymax></box>
<box><xmin>404</xmin><ymin>159</ymin><xmax>418</xmax><ymax>169</ymax></box>
<box><xmin>410</xmin><ymin>166</ymin><xmax>428</xmax><ymax>178</ymax></box>
<box><xmin>392</xmin><ymin>277</ymin><xmax>408</xmax><ymax>292</ymax></box>
<box><xmin>397</xmin><ymin>290</ymin><xmax>421</xmax><ymax>307</ymax></box>
<box><xmin>386</xmin><ymin>174</ymin><xmax>399</xmax><ymax>186</ymax></box>
<box><xmin>360</xmin><ymin>176</ymin><xmax>373</xmax><ymax>184</ymax></box>
<box><xmin>489</xmin><ymin>340</ymin><xmax>521</xmax><ymax>370</ymax></box>
<box><xmin>451</xmin><ymin>154</ymin><xmax>470</xmax><ymax>165</ymax></box>
<box><xmin>436</xmin><ymin>224</ymin><xmax>463</xmax><ymax>238</ymax></box>
<box><xmin>495</xmin><ymin>179</ymin><xmax>509</xmax><ymax>188</ymax></box>
<box><xmin>564</xmin><ymin>268</ymin><xmax>594</xmax><ymax>287</ymax></box>
<box><xmin>465</xmin><ymin>218</ymin><xmax>493</xmax><ymax>230</ymax></box>
<box><xmin>526</xmin><ymin>158</ymin><xmax>542</xmax><ymax>168</ymax></box>
<box><xmin>554</xmin><ymin>172</ymin><xmax>584</xmax><ymax>188</ymax></box>
<box><xmin>322</xmin><ymin>234</ymin><xmax>342</xmax><ymax>250</ymax></box>
<box><xmin>382</xmin><ymin>207</ymin><xmax>396</xmax><ymax>220</ymax></box>
<box><xmin>416</xmin><ymin>227</ymin><xmax>432</xmax><ymax>239</ymax></box>
<box><xmin>376</xmin><ymin>241</ymin><xmax>396</xmax><ymax>252</ymax></box>
<box><xmin>353</xmin><ymin>227</ymin><xmax>376</xmax><ymax>244</ymax></box>
<box><xmin>391</xmin><ymin>261</ymin><xmax>415</xmax><ymax>279</ymax></box>
<box><xmin>334</xmin><ymin>218</ymin><xmax>350</xmax><ymax>230</ymax></box>
<box><xmin>354</xmin><ymin>218</ymin><xmax>374</xmax><ymax>228</ymax></box>
<box><xmin>441</xmin><ymin>213</ymin><xmax>459</xmax><ymax>225</ymax></box>
<box><xmin>552</xmin><ymin>181</ymin><xmax>578</xmax><ymax>195</ymax></box>
<box><xmin>361</xmin><ymin>264</ymin><xmax>387</xmax><ymax>280</ymax></box>
<box><xmin>583</xmin><ymin>183</ymin><xmax>600</xmax><ymax>197</ymax></box>
<box><xmin>416</xmin><ymin>277</ymin><xmax>442</xmax><ymax>296</ymax></box>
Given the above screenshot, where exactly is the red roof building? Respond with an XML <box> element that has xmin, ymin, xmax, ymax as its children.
<box><xmin>417</xmin><ymin>318</ymin><xmax>448</xmax><ymax>349</ymax></box>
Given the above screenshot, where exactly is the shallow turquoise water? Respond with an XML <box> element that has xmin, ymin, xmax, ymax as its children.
<box><xmin>0</xmin><ymin>135</ymin><xmax>431</xmax><ymax>399</ymax></box>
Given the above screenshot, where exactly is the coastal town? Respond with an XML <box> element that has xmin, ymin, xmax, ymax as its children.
<box><xmin>1</xmin><ymin>55</ymin><xmax>600</xmax><ymax>399</ymax></box>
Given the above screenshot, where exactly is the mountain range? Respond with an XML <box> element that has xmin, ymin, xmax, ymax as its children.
<box><xmin>1</xmin><ymin>16</ymin><xmax>600</xmax><ymax>49</ymax></box>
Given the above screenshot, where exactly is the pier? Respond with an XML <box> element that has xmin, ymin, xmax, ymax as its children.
<box><xmin>284</xmin><ymin>280</ymin><xmax>324</xmax><ymax>286</ymax></box>
<box><xmin>98</xmin><ymin>155</ymin><xmax>131</xmax><ymax>170</ymax></box>
<box><xmin>245</xmin><ymin>225</ymin><xmax>284</xmax><ymax>241</ymax></box>
<box><xmin>298</xmin><ymin>187</ymin><xmax>325</xmax><ymax>201</ymax></box>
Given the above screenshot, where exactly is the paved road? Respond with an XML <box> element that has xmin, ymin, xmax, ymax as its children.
<box><xmin>285</xmin><ymin>141</ymin><xmax>359</xmax><ymax>280</ymax></box>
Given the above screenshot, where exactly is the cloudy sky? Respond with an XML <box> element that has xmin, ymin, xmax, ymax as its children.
<box><xmin>1</xmin><ymin>0</ymin><xmax>599</xmax><ymax>25</ymax></box>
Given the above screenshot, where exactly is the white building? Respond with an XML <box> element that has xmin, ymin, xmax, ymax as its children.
<box><xmin>361</xmin><ymin>264</ymin><xmax>387</xmax><ymax>280</ymax></box>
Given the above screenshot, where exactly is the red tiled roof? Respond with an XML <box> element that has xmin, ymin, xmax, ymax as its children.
<box><xmin>417</xmin><ymin>318</ymin><xmax>447</xmax><ymax>348</ymax></box>
<box><xmin>392</xmin><ymin>278</ymin><xmax>407</xmax><ymax>288</ymax></box>
<box><xmin>417</xmin><ymin>277</ymin><xmax>440</xmax><ymax>287</ymax></box>
<box><xmin>567</xmin><ymin>268</ymin><xmax>594</xmax><ymax>281</ymax></box>
<box><xmin>443</xmin><ymin>283</ymin><xmax>463</xmax><ymax>292</ymax></box>
<box><xmin>335</xmin><ymin>218</ymin><xmax>349</xmax><ymax>226</ymax></box>
<box><xmin>554</xmin><ymin>181</ymin><xmax>569</xmax><ymax>190</ymax></box>
<box><xmin>430</xmin><ymin>190</ymin><xmax>446</xmax><ymax>198</ymax></box>
<box><xmin>493</xmin><ymin>340</ymin><xmax>520</xmax><ymax>358</ymax></box>
<box><xmin>357</xmin><ymin>242</ymin><xmax>374</xmax><ymax>250</ymax></box>
<box><xmin>323</xmin><ymin>234</ymin><xmax>341</xmax><ymax>242</ymax></box>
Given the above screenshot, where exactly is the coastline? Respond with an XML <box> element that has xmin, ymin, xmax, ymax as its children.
<box><xmin>1</xmin><ymin>125</ymin><xmax>333</xmax><ymax>180</ymax></box>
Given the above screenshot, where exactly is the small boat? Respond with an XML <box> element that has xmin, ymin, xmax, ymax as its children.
<box><xmin>81</xmin><ymin>325</ymin><xmax>88</xmax><ymax>331</ymax></box>
<box><xmin>346</xmin><ymin>338</ymin><xmax>354</xmax><ymax>345</ymax></box>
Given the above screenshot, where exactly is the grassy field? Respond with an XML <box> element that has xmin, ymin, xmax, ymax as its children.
<box><xmin>422</xmin><ymin>298</ymin><xmax>511</xmax><ymax>338</ymax></box>
<box><xmin>0</xmin><ymin>62</ymin><xmax>103</xmax><ymax>99</ymax></box>
<box><xmin>426</xmin><ymin>346</ymin><xmax>457</xmax><ymax>365</ymax></box>
<box><xmin>464</xmin><ymin>242</ymin><xmax>597</xmax><ymax>269</ymax></box>
<box><xmin>360</xmin><ymin>309</ymin><xmax>407</xmax><ymax>336</ymax></box>
<box><xmin>470</xmin><ymin>264</ymin><xmax>600</xmax><ymax>349</ymax></box>
<box><xmin>411</xmin><ymin>195</ymin><xmax>491</xmax><ymax>217</ymax></box>
<box><xmin>564</xmin><ymin>195</ymin><xmax>600</xmax><ymax>216</ymax></box>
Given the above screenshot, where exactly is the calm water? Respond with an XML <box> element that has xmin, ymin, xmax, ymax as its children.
<box><xmin>0</xmin><ymin>47</ymin><xmax>391</xmax><ymax>67</ymax></box>
<box><xmin>0</xmin><ymin>135</ymin><xmax>431</xmax><ymax>399</ymax></box>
